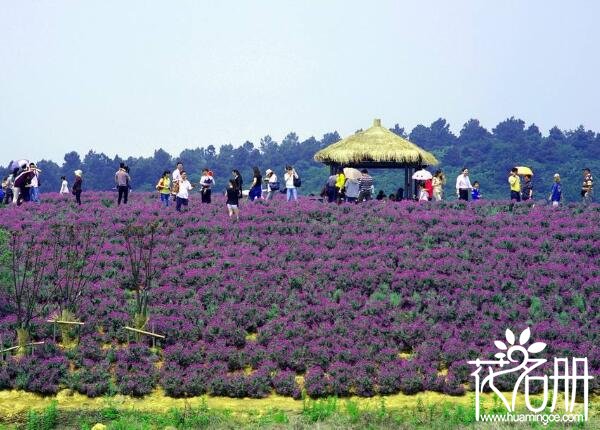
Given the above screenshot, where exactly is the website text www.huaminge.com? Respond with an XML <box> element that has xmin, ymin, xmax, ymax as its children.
<box><xmin>479</xmin><ymin>413</ymin><xmax>584</xmax><ymax>425</ymax></box>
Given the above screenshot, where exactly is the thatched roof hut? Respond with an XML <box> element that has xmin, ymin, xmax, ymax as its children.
<box><xmin>314</xmin><ymin>119</ymin><xmax>439</xmax><ymax>167</ymax></box>
<box><xmin>314</xmin><ymin>119</ymin><xmax>439</xmax><ymax>199</ymax></box>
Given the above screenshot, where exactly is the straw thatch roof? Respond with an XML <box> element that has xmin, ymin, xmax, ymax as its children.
<box><xmin>314</xmin><ymin>119</ymin><xmax>439</xmax><ymax>166</ymax></box>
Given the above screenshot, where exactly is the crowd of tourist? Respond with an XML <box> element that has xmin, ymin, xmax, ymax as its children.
<box><xmin>0</xmin><ymin>159</ymin><xmax>595</xmax><ymax>219</ymax></box>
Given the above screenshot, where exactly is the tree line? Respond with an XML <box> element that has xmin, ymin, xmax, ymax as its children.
<box><xmin>9</xmin><ymin>117</ymin><xmax>599</xmax><ymax>201</ymax></box>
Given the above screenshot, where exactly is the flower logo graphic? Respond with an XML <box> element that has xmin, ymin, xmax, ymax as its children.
<box><xmin>493</xmin><ymin>327</ymin><xmax>547</xmax><ymax>363</ymax></box>
<box><xmin>468</xmin><ymin>327</ymin><xmax>593</xmax><ymax>421</ymax></box>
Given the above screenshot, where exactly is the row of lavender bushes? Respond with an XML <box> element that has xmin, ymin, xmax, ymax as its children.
<box><xmin>0</xmin><ymin>192</ymin><xmax>598</xmax><ymax>397</ymax></box>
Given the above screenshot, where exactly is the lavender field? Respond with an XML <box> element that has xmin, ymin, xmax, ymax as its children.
<box><xmin>0</xmin><ymin>193</ymin><xmax>598</xmax><ymax>400</ymax></box>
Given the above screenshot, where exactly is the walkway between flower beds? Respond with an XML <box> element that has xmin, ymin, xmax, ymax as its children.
<box><xmin>0</xmin><ymin>389</ymin><xmax>595</xmax><ymax>420</ymax></box>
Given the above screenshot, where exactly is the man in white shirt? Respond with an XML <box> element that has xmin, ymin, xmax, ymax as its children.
<box><xmin>455</xmin><ymin>167</ymin><xmax>472</xmax><ymax>201</ymax></box>
<box><xmin>175</xmin><ymin>171</ymin><xmax>193</xmax><ymax>212</ymax></box>
<box><xmin>172</xmin><ymin>161</ymin><xmax>184</xmax><ymax>201</ymax></box>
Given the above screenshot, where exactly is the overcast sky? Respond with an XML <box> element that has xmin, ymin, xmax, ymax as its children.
<box><xmin>1</xmin><ymin>0</ymin><xmax>599</xmax><ymax>162</ymax></box>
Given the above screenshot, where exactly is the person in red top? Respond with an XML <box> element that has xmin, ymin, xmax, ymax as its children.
<box><xmin>424</xmin><ymin>179</ymin><xmax>434</xmax><ymax>201</ymax></box>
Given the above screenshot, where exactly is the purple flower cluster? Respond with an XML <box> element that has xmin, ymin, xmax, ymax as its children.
<box><xmin>115</xmin><ymin>343</ymin><xmax>158</xmax><ymax>397</ymax></box>
<box><xmin>67</xmin><ymin>335</ymin><xmax>112</xmax><ymax>397</ymax></box>
<box><xmin>0</xmin><ymin>193</ymin><xmax>598</xmax><ymax>397</ymax></box>
<box><xmin>0</xmin><ymin>342</ymin><xmax>68</xmax><ymax>394</ymax></box>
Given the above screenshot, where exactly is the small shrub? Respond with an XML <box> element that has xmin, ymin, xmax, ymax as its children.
<box><xmin>305</xmin><ymin>366</ymin><xmax>333</xmax><ymax>398</ymax></box>
<box><xmin>272</xmin><ymin>370</ymin><xmax>301</xmax><ymax>399</ymax></box>
<box><xmin>115</xmin><ymin>343</ymin><xmax>157</xmax><ymax>397</ymax></box>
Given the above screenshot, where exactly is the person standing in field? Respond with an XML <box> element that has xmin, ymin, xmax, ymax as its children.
<box><xmin>232</xmin><ymin>170</ymin><xmax>243</xmax><ymax>198</ymax></box>
<box><xmin>265</xmin><ymin>169</ymin><xmax>279</xmax><ymax>200</ymax></box>
<box><xmin>13</xmin><ymin>164</ymin><xmax>33</xmax><ymax>205</ymax></box>
<box><xmin>199</xmin><ymin>168</ymin><xmax>214</xmax><ymax>203</ymax></box>
<box><xmin>549</xmin><ymin>173</ymin><xmax>562</xmax><ymax>207</ymax></box>
<box><xmin>172</xmin><ymin>161</ymin><xmax>184</xmax><ymax>201</ymax></box>
<box><xmin>284</xmin><ymin>165</ymin><xmax>299</xmax><ymax>201</ymax></box>
<box><xmin>358</xmin><ymin>169</ymin><xmax>374</xmax><ymax>202</ymax></box>
<box><xmin>522</xmin><ymin>174</ymin><xmax>533</xmax><ymax>201</ymax></box>
<box><xmin>508</xmin><ymin>168</ymin><xmax>521</xmax><ymax>202</ymax></box>
<box><xmin>176</xmin><ymin>171</ymin><xmax>193</xmax><ymax>212</ymax></box>
<box><xmin>418</xmin><ymin>183</ymin><xmax>429</xmax><ymax>201</ymax></box>
<box><xmin>335</xmin><ymin>168</ymin><xmax>346</xmax><ymax>204</ymax></box>
<box><xmin>226</xmin><ymin>179</ymin><xmax>240</xmax><ymax>221</ymax></box>
<box><xmin>3</xmin><ymin>171</ymin><xmax>15</xmax><ymax>204</ymax></box>
<box><xmin>115</xmin><ymin>163</ymin><xmax>131</xmax><ymax>205</ymax></box>
<box><xmin>581</xmin><ymin>168</ymin><xmax>593</xmax><ymax>204</ymax></box>
<box><xmin>28</xmin><ymin>163</ymin><xmax>41</xmax><ymax>203</ymax></box>
<box><xmin>156</xmin><ymin>170</ymin><xmax>171</xmax><ymax>207</ymax></box>
<box><xmin>248</xmin><ymin>166</ymin><xmax>262</xmax><ymax>201</ymax></box>
<box><xmin>73</xmin><ymin>170</ymin><xmax>83</xmax><ymax>205</ymax></box>
<box><xmin>345</xmin><ymin>176</ymin><xmax>360</xmax><ymax>203</ymax></box>
<box><xmin>60</xmin><ymin>176</ymin><xmax>69</xmax><ymax>194</ymax></box>
<box><xmin>325</xmin><ymin>171</ymin><xmax>337</xmax><ymax>203</ymax></box>
<box><xmin>432</xmin><ymin>170</ymin><xmax>445</xmax><ymax>201</ymax></box>
<box><xmin>424</xmin><ymin>177</ymin><xmax>433</xmax><ymax>201</ymax></box>
<box><xmin>455</xmin><ymin>168</ymin><xmax>472</xmax><ymax>201</ymax></box>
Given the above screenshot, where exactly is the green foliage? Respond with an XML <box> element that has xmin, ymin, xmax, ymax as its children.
<box><xmin>302</xmin><ymin>397</ymin><xmax>338</xmax><ymax>422</ymax></box>
<box><xmin>345</xmin><ymin>399</ymin><xmax>361</xmax><ymax>423</ymax></box>
<box><xmin>0</xmin><ymin>229</ymin><xmax>10</xmax><ymax>291</ymax></box>
<box><xmin>572</xmin><ymin>294</ymin><xmax>586</xmax><ymax>312</ymax></box>
<box><xmin>257</xmin><ymin>409</ymin><xmax>290</xmax><ymax>425</ymax></box>
<box><xmin>9</xmin><ymin>399</ymin><xmax>600</xmax><ymax>429</ymax></box>
<box><xmin>26</xmin><ymin>401</ymin><xmax>58</xmax><ymax>430</ymax></box>
<box><xmin>389</xmin><ymin>292</ymin><xmax>402</xmax><ymax>307</ymax></box>
<box><xmin>529</xmin><ymin>296</ymin><xmax>544</xmax><ymax>322</ymax></box>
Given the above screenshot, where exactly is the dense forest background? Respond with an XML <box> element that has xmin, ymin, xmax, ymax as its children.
<box><xmin>5</xmin><ymin>117</ymin><xmax>599</xmax><ymax>202</ymax></box>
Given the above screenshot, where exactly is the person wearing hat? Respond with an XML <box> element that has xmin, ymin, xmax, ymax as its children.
<box><xmin>73</xmin><ymin>170</ymin><xmax>83</xmax><ymax>205</ymax></box>
<box><xmin>549</xmin><ymin>174</ymin><xmax>562</xmax><ymax>207</ymax></box>
<box><xmin>265</xmin><ymin>169</ymin><xmax>279</xmax><ymax>200</ymax></box>
<box><xmin>582</xmin><ymin>168</ymin><xmax>593</xmax><ymax>204</ymax></box>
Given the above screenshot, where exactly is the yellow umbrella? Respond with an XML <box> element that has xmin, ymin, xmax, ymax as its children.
<box><xmin>517</xmin><ymin>166</ymin><xmax>533</xmax><ymax>176</ymax></box>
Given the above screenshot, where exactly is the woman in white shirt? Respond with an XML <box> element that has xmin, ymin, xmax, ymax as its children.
<box><xmin>59</xmin><ymin>176</ymin><xmax>69</xmax><ymax>194</ymax></box>
<box><xmin>283</xmin><ymin>165</ymin><xmax>299</xmax><ymax>201</ymax></box>
<box><xmin>176</xmin><ymin>171</ymin><xmax>194</xmax><ymax>212</ymax></box>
